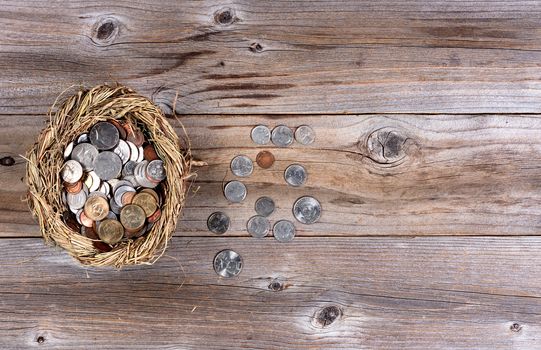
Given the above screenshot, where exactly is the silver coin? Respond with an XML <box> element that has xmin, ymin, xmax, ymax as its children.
<box><xmin>230</xmin><ymin>155</ymin><xmax>253</xmax><ymax>177</ymax></box>
<box><xmin>63</xmin><ymin>141</ymin><xmax>74</xmax><ymax>160</ymax></box>
<box><xmin>89</xmin><ymin>121</ymin><xmax>120</xmax><ymax>150</ymax></box>
<box><xmin>247</xmin><ymin>215</ymin><xmax>270</xmax><ymax>238</ymax></box>
<box><xmin>76</xmin><ymin>209</ymin><xmax>83</xmax><ymax>225</ymax></box>
<box><xmin>111</xmin><ymin>179</ymin><xmax>132</xmax><ymax>193</ymax></box>
<box><xmin>106</xmin><ymin>211</ymin><xmax>117</xmax><ymax>220</ymax></box>
<box><xmin>273</xmin><ymin>220</ymin><xmax>296</xmax><ymax>242</ymax></box>
<box><xmin>271</xmin><ymin>125</ymin><xmax>294</xmax><ymax>147</ymax></box>
<box><xmin>97</xmin><ymin>181</ymin><xmax>110</xmax><ymax>196</ymax></box>
<box><xmin>107</xmin><ymin>178</ymin><xmax>120</xmax><ymax>190</ymax></box>
<box><xmin>134</xmin><ymin>161</ymin><xmax>158</xmax><ymax>188</ymax></box>
<box><xmin>293</xmin><ymin>196</ymin><xmax>322</xmax><ymax>224</ymax></box>
<box><xmin>147</xmin><ymin>160</ymin><xmax>166</xmax><ymax>182</ymax></box>
<box><xmin>137</xmin><ymin>146</ymin><xmax>144</xmax><ymax>163</ymax></box>
<box><xmin>61</xmin><ymin>160</ymin><xmax>83</xmax><ymax>183</ymax></box>
<box><xmin>87</xmin><ymin>171</ymin><xmax>101</xmax><ymax>192</ymax></box>
<box><xmin>126</xmin><ymin>141</ymin><xmax>139</xmax><ymax>162</ymax></box>
<box><xmin>113</xmin><ymin>139</ymin><xmax>131</xmax><ymax>164</ymax></box>
<box><xmin>251</xmin><ymin>125</ymin><xmax>270</xmax><ymax>145</ymax></box>
<box><xmin>122</xmin><ymin>160</ymin><xmax>137</xmax><ymax>177</ymax></box>
<box><xmin>207</xmin><ymin>212</ymin><xmax>230</xmax><ymax>235</ymax></box>
<box><xmin>255</xmin><ymin>196</ymin><xmax>275</xmax><ymax>217</ymax></box>
<box><xmin>124</xmin><ymin>175</ymin><xmax>139</xmax><ymax>188</ymax></box>
<box><xmin>88</xmin><ymin>191</ymin><xmax>108</xmax><ymax>200</ymax></box>
<box><xmin>114</xmin><ymin>185</ymin><xmax>136</xmax><ymax>207</ymax></box>
<box><xmin>76</xmin><ymin>133</ymin><xmax>89</xmax><ymax>144</ymax></box>
<box><xmin>109</xmin><ymin>196</ymin><xmax>121</xmax><ymax>215</ymax></box>
<box><xmin>294</xmin><ymin>125</ymin><xmax>315</xmax><ymax>145</ymax></box>
<box><xmin>93</xmin><ymin>151</ymin><xmax>122</xmax><ymax>180</ymax></box>
<box><xmin>284</xmin><ymin>164</ymin><xmax>307</xmax><ymax>187</ymax></box>
<box><xmin>213</xmin><ymin>249</ymin><xmax>243</xmax><ymax>278</ymax></box>
<box><xmin>224</xmin><ymin>181</ymin><xmax>247</xmax><ymax>203</ymax></box>
<box><xmin>67</xmin><ymin>187</ymin><xmax>87</xmax><ymax>210</ymax></box>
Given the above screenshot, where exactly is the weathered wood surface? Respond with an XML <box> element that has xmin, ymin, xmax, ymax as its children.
<box><xmin>1</xmin><ymin>237</ymin><xmax>540</xmax><ymax>349</ymax></box>
<box><xmin>1</xmin><ymin>114</ymin><xmax>540</xmax><ymax>237</ymax></box>
<box><xmin>2</xmin><ymin>1</ymin><xmax>541</xmax><ymax>114</ymax></box>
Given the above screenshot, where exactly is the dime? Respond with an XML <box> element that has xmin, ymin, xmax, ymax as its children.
<box><xmin>126</xmin><ymin>141</ymin><xmax>139</xmax><ymax>162</ymax></box>
<box><xmin>113</xmin><ymin>139</ymin><xmax>131</xmax><ymax>164</ymax></box>
<box><xmin>120</xmin><ymin>204</ymin><xmax>146</xmax><ymax>232</ymax></box>
<box><xmin>122</xmin><ymin>160</ymin><xmax>137</xmax><ymax>177</ymax></box>
<box><xmin>224</xmin><ymin>181</ymin><xmax>247</xmax><ymax>203</ymax></box>
<box><xmin>132</xmin><ymin>192</ymin><xmax>158</xmax><ymax>217</ymax></box>
<box><xmin>207</xmin><ymin>212</ymin><xmax>230</xmax><ymax>235</ymax></box>
<box><xmin>284</xmin><ymin>164</ymin><xmax>307</xmax><ymax>187</ymax></box>
<box><xmin>256</xmin><ymin>151</ymin><xmax>275</xmax><ymax>169</ymax></box>
<box><xmin>143</xmin><ymin>144</ymin><xmax>159</xmax><ymax>161</ymax></box>
<box><xmin>271</xmin><ymin>125</ymin><xmax>294</xmax><ymax>147</ymax></box>
<box><xmin>97</xmin><ymin>219</ymin><xmax>124</xmax><ymax>244</ymax></box>
<box><xmin>255</xmin><ymin>196</ymin><xmax>275</xmax><ymax>217</ymax></box>
<box><xmin>230</xmin><ymin>155</ymin><xmax>253</xmax><ymax>177</ymax></box>
<box><xmin>273</xmin><ymin>220</ymin><xmax>296</xmax><ymax>242</ymax></box>
<box><xmin>247</xmin><ymin>215</ymin><xmax>270</xmax><ymax>238</ymax></box>
<box><xmin>93</xmin><ymin>151</ymin><xmax>122</xmax><ymax>180</ymax></box>
<box><xmin>294</xmin><ymin>125</ymin><xmax>316</xmax><ymax>145</ymax></box>
<box><xmin>88</xmin><ymin>171</ymin><xmax>101</xmax><ymax>192</ymax></box>
<box><xmin>137</xmin><ymin>145</ymin><xmax>144</xmax><ymax>163</ymax></box>
<box><xmin>84</xmin><ymin>195</ymin><xmax>109</xmax><ymax>221</ymax></box>
<box><xmin>213</xmin><ymin>249</ymin><xmax>243</xmax><ymax>278</ymax></box>
<box><xmin>71</xmin><ymin>143</ymin><xmax>98</xmax><ymax>171</ymax></box>
<box><xmin>106</xmin><ymin>211</ymin><xmax>117</xmax><ymax>220</ymax></box>
<box><xmin>146</xmin><ymin>160</ymin><xmax>166</xmax><ymax>182</ymax></box>
<box><xmin>251</xmin><ymin>125</ymin><xmax>270</xmax><ymax>145</ymax></box>
<box><xmin>89</xmin><ymin>121</ymin><xmax>120</xmax><ymax>150</ymax></box>
<box><xmin>63</xmin><ymin>141</ymin><xmax>74</xmax><ymax>160</ymax></box>
<box><xmin>293</xmin><ymin>196</ymin><xmax>321</xmax><ymax>224</ymax></box>
<box><xmin>61</xmin><ymin>160</ymin><xmax>83</xmax><ymax>183</ymax></box>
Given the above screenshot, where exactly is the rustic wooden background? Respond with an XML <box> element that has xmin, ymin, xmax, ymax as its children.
<box><xmin>1</xmin><ymin>1</ymin><xmax>541</xmax><ymax>349</ymax></box>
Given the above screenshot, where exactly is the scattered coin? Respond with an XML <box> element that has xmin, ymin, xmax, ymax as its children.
<box><xmin>251</xmin><ymin>125</ymin><xmax>271</xmax><ymax>145</ymax></box>
<box><xmin>271</xmin><ymin>125</ymin><xmax>294</xmax><ymax>147</ymax></box>
<box><xmin>256</xmin><ymin>151</ymin><xmax>275</xmax><ymax>169</ymax></box>
<box><xmin>224</xmin><ymin>181</ymin><xmax>247</xmax><ymax>203</ymax></box>
<box><xmin>207</xmin><ymin>212</ymin><xmax>230</xmax><ymax>235</ymax></box>
<box><xmin>293</xmin><ymin>196</ymin><xmax>321</xmax><ymax>224</ymax></box>
<box><xmin>147</xmin><ymin>208</ymin><xmax>162</xmax><ymax>223</ymax></box>
<box><xmin>214</xmin><ymin>249</ymin><xmax>243</xmax><ymax>278</ymax></box>
<box><xmin>255</xmin><ymin>196</ymin><xmax>275</xmax><ymax>217</ymax></box>
<box><xmin>230</xmin><ymin>155</ymin><xmax>253</xmax><ymax>177</ymax></box>
<box><xmin>273</xmin><ymin>220</ymin><xmax>296</xmax><ymax>242</ymax></box>
<box><xmin>247</xmin><ymin>215</ymin><xmax>270</xmax><ymax>238</ymax></box>
<box><xmin>294</xmin><ymin>125</ymin><xmax>316</xmax><ymax>145</ymax></box>
<box><xmin>125</xmin><ymin>125</ymin><xmax>145</xmax><ymax>146</ymax></box>
<box><xmin>71</xmin><ymin>143</ymin><xmax>99</xmax><ymax>171</ymax></box>
<box><xmin>284</xmin><ymin>164</ymin><xmax>307</xmax><ymax>187</ymax></box>
<box><xmin>84</xmin><ymin>195</ymin><xmax>109</xmax><ymax>221</ymax></box>
<box><xmin>97</xmin><ymin>219</ymin><xmax>124</xmax><ymax>244</ymax></box>
<box><xmin>93</xmin><ymin>151</ymin><xmax>123</xmax><ymax>180</ymax></box>
<box><xmin>89</xmin><ymin>121</ymin><xmax>120</xmax><ymax>151</ymax></box>
<box><xmin>61</xmin><ymin>160</ymin><xmax>83</xmax><ymax>184</ymax></box>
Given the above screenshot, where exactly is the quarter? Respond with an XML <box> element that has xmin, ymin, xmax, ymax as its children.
<box><xmin>224</xmin><ymin>180</ymin><xmax>247</xmax><ymax>203</ymax></box>
<box><xmin>284</xmin><ymin>164</ymin><xmax>307</xmax><ymax>187</ymax></box>
<box><xmin>93</xmin><ymin>151</ymin><xmax>122</xmax><ymax>180</ymax></box>
<box><xmin>146</xmin><ymin>160</ymin><xmax>166</xmax><ymax>182</ymax></box>
<box><xmin>247</xmin><ymin>215</ymin><xmax>270</xmax><ymax>238</ymax></box>
<box><xmin>273</xmin><ymin>220</ymin><xmax>296</xmax><ymax>242</ymax></box>
<box><xmin>230</xmin><ymin>155</ymin><xmax>253</xmax><ymax>177</ymax></box>
<box><xmin>293</xmin><ymin>196</ymin><xmax>321</xmax><ymax>224</ymax></box>
<box><xmin>213</xmin><ymin>249</ymin><xmax>243</xmax><ymax>278</ymax></box>
<box><xmin>71</xmin><ymin>143</ymin><xmax>98</xmax><ymax>171</ymax></box>
<box><xmin>271</xmin><ymin>125</ymin><xmax>294</xmax><ymax>147</ymax></box>
<box><xmin>89</xmin><ymin>121</ymin><xmax>120</xmax><ymax>150</ymax></box>
<box><xmin>61</xmin><ymin>160</ymin><xmax>83</xmax><ymax>184</ymax></box>
<box><xmin>207</xmin><ymin>212</ymin><xmax>230</xmax><ymax>235</ymax></box>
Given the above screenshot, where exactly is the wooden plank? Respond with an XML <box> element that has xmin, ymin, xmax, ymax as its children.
<box><xmin>2</xmin><ymin>1</ymin><xmax>541</xmax><ymax>114</ymax></box>
<box><xmin>1</xmin><ymin>113</ymin><xmax>541</xmax><ymax>237</ymax></box>
<box><xmin>0</xmin><ymin>236</ymin><xmax>540</xmax><ymax>349</ymax></box>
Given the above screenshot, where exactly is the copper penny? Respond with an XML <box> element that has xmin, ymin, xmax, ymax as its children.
<box><xmin>147</xmin><ymin>208</ymin><xmax>162</xmax><ymax>223</ymax></box>
<box><xmin>82</xmin><ymin>225</ymin><xmax>99</xmax><ymax>240</ymax></box>
<box><xmin>79</xmin><ymin>210</ymin><xmax>94</xmax><ymax>228</ymax></box>
<box><xmin>65</xmin><ymin>180</ymin><xmax>83</xmax><ymax>194</ymax></box>
<box><xmin>97</xmin><ymin>219</ymin><xmax>124</xmax><ymax>244</ymax></box>
<box><xmin>84</xmin><ymin>195</ymin><xmax>109</xmax><ymax>221</ymax></box>
<box><xmin>93</xmin><ymin>241</ymin><xmax>113</xmax><ymax>252</ymax></box>
<box><xmin>121</xmin><ymin>191</ymin><xmax>136</xmax><ymax>206</ymax></box>
<box><xmin>132</xmin><ymin>192</ymin><xmax>158</xmax><ymax>217</ymax></box>
<box><xmin>143</xmin><ymin>144</ymin><xmax>159</xmax><ymax>161</ymax></box>
<box><xmin>256</xmin><ymin>151</ymin><xmax>275</xmax><ymax>169</ymax></box>
<box><xmin>120</xmin><ymin>204</ymin><xmax>146</xmax><ymax>231</ymax></box>
<box><xmin>109</xmin><ymin>119</ymin><xmax>127</xmax><ymax>140</ymax></box>
<box><xmin>124</xmin><ymin>123</ymin><xmax>145</xmax><ymax>146</ymax></box>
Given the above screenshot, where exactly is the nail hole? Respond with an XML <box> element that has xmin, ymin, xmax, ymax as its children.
<box><xmin>214</xmin><ymin>8</ymin><xmax>236</xmax><ymax>25</ymax></box>
<box><xmin>36</xmin><ymin>336</ymin><xmax>45</xmax><ymax>344</ymax></box>
<box><xmin>0</xmin><ymin>156</ymin><xmax>15</xmax><ymax>166</ymax></box>
<box><xmin>268</xmin><ymin>280</ymin><xmax>283</xmax><ymax>291</ymax></box>
<box><xmin>249</xmin><ymin>42</ymin><xmax>263</xmax><ymax>53</ymax></box>
<box><xmin>510</xmin><ymin>323</ymin><xmax>522</xmax><ymax>332</ymax></box>
<box><xmin>313</xmin><ymin>305</ymin><xmax>342</xmax><ymax>328</ymax></box>
<box><xmin>219</xmin><ymin>61</ymin><xmax>225</xmax><ymax>67</ymax></box>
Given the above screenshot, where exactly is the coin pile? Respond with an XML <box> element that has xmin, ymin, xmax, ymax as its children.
<box><xmin>61</xmin><ymin>120</ymin><xmax>165</xmax><ymax>250</ymax></box>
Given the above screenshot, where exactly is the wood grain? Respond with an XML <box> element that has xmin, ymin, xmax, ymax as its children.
<box><xmin>2</xmin><ymin>1</ymin><xmax>541</xmax><ymax>114</ymax></box>
<box><xmin>1</xmin><ymin>114</ymin><xmax>540</xmax><ymax>237</ymax></box>
<box><xmin>0</xmin><ymin>236</ymin><xmax>540</xmax><ymax>349</ymax></box>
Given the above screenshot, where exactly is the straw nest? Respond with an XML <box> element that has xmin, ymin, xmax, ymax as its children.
<box><xmin>24</xmin><ymin>84</ymin><xmax>192</xmax><ymax>267</ymax></box>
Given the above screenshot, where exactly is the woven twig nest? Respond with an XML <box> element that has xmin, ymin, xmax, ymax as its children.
<box><xmin>24</xmin><ymin>84</ymin><xmax>191</xmax><ymax>267</ymax></box>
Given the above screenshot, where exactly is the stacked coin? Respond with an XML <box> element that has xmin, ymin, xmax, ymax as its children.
<box><xmin>61</xmin><ymin>120</ymin><xmax>165</xmax><ymax>250</ymax></box>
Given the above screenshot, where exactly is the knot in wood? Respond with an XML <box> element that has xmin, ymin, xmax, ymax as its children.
<box><xmin>312</xmin><ymin>305</ymin><xmax>342</xmax><ymax>328</ymax></box>
<box><xmin>0</xmin><ymin>156</ymin><xmax>15</xmax><ymax>166</ymax></box>
<box><xmin>214</xmin><ymin>8</ymin><xmax>237</xmax><ymax>26</ymax></box>
<box><xmin>36</xmin><ymin>336</ymin><xmax>45</xmax><ymax>344</ymax></box>
<box><xmin>268</xmin><ymin>279</ymin><xmax>284</xmax><ymax>292</ymax></box>
<box><xmin>91</xmin><ymin>17</ymin><xmax>120</xmax><ymax>45</ymax></box>
<box><xmin>510</xmin><ymin>323</ymin><xmax>522</xmax><ymax>332</ymax></box>
<box><xmin>249</xmin><ymin>42</ymin><xmax>263</xmax><ymax>53</ymax></box>
<box><xmin>363</xmin><ymin>127</ymin><xmax>411</xmax><ymax>165</ymax></box>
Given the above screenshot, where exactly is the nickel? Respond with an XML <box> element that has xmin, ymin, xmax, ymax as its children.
<box><xmin>247</xmin><ymin>215</ymin><xmax>270</xmax><ymax>238</ymax></box>
<box><xmin>214</xmin><ymin>249</ymin><xmax>243</xmax><ymax>278</ymax></box>
<box><xmin>207</xmin><ymin>212</ymin><xmax>230</xmax><ymax>235</ymax></box>
<box><xmin>273</xmin><ymin>220</ymin><xmax>295</xmax><ymax>242</ymax></box>
<box><xmin>294</xmin><ymin>125</ymin><xmax>315</xmax><ymax>145</ymax></box>
<box><xmin>271</xmin><ymin>125</ymin><xmax>293</xmax><ymax>147</ymax></box>
<box><xmin>251</xmin><ymin>125</ymin><xmax>270</xmax><ymax>145</ymax></box>
<box><xmin>284</xmin><ymin>164</ymin><xmax>307</xmax><ymax>187</ymax></box>
<box><xmin>224</xmin><ymin>181</ymin><xmax>247</xmax><ymax>203</ymax></box>
<box><xmin>293</xmin><ymin>196</ymin><xmax>321</xmax><ymax>224</ymax></box>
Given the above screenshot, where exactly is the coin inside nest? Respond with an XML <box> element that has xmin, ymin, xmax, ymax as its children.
<box><xmin>60</xmin><ymin>119</ymin><xmax>166</xmax><ymax>251</ymax></box>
